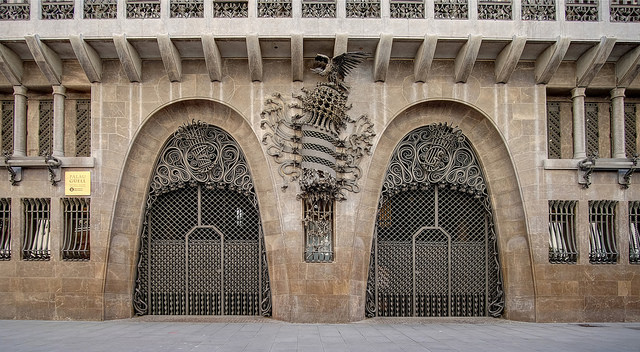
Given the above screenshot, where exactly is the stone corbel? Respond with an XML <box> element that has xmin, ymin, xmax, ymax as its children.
<box><xmin>619</xmin><ymin>155</ymin><xmax>639</xmax><ymax>189</ymax></box>
<box><xmin>578</xmin><ymin>154</ymin><xmax>597</xmax><ymax>188</ymax></box>
<box><xmin>0</xmin><ymin>156</ymin><xmax>94</xmax><ymax>186</ymax></box>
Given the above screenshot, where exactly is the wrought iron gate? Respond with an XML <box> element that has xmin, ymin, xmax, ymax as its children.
<box><xmin>133</xmin><ymin>122</ymin><xmax>271</xmax><ymax>316</ymax></box>
<box><xmin>365</xmin><ymin>124</ymin><xmax>504</xmax><ymax>318</ymax></box>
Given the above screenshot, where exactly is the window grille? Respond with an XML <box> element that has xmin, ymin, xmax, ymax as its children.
<box><xmin>390</xmin><ymin>0</ymin><xmax>424</xmax><ymax>18</ymax></box>
<box><xmin>22</xmin><ymin>198</ymin><xmax>50</xmax><ymax>261</ymax></box>
<box><xmin>212</xmin><ymin>0</ymin><xmax>248</xmax><ymax>17</ymax></box>
<box><xmin>126</xmin><ymin>0</ymin><xmax>160</xmax><ymax>18</ymax></box>
<box><xmin>84</xmin><ymin>0</ymin><xmax>118</xmax><ymax>19</ymax></box>
<box><xmin>346</xmin><ymin>0</ymin><xmax>381</xmax><ymax>18</ymax></box>
<box><xmin>548</xmin><ymin>200</ymin><xmax>577</xmax><ymax>263</ymax></box>
<box><xmin>610</xmin><ymin>0</ymin><xmax>640</xmax><ymax>22</ymax></box>
<box><xmin>304</xmin><ymin>197</ymin><xmax>333</xmax><ymax>263</ymax></box>
<box><xmin>257</xmin><ymin>0</ymin><xmax>292</xmax><ymax>17</ymax></box>
<box><xmin>76</xmin><ymin>99</ymin><xmax>91</xmax><ymax>157</ymax></box>
<box><xmin>62</xmin><ymin>198</ymin><xmax>90</xmax><ymax>261</ymax></box>
<box><xmin>41</xmin><ymin>0</ymin><xmax>75</xmax><ymax>19</ymax></box>
<box><xmin>589</xmin><ymin>200</ymin><xmax>618</xmax><ymax>264</ymax></box>
<box><xmin>170</xmin><ymin>0</ymin><xmax>203</xmax><ymax>17</ymax></box>
<box><xmin>547</xmin><ymin>102</ymin><xmax>561</xmax><ymax>159</ymax></box>
<box><xmin>39</xmin><ymin>101</ymin><xmax>53</xmax><ymax>156</ymax></box>
<box><xmin>625</xmin><ymin>103</ymin><xmax>637</xmax><ymax>158</ymax></box>
<box><xmin>434</xmin><ymin>0</ymin><xmax>468</xmax><ymax>18</ymax></box>
<box><xmin>521</xmin><ymin>0</ymin><xmax>555</xmax><ymax>20</ymax></box>
<box><xmin>302</xmin><ymin>0</ymin><xmax>336</xmax><ymax>17</ymax></box>
<box><xmin>0</xmin><ymin>0</ymin><xmax>30</xmax><ymax>20</ymax></box>
<box><xmin>630</xmin><ymin>201</ymin><xmax>640</xmax><ymax>264</ymax></box>
<box><xmin>585</xmin><ymin>102</ymin><xmax>599</xmax><ymax>157</ymax></box>
<box><xmin>565</xmin><ymin>0</ymin><xmax>599</xmax><ymax>21</ymax></box>
<box><xmin>1</xmin><ymin>101</ymin><xmax>13</xmax><ymax>155</ymax></box>
<box><xmin>0</xmin><ymin>198</ymin><xmax>10</xmax><ymax>260</ymax></box>
<box><xmin>478</xmin><ymin>0</ymin><xmax>512</xmax><ymax>20</ymax></box>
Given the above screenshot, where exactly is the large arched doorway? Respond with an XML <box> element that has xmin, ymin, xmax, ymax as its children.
<box><xmin>132</xmin><ymin>121</ymin><xmax>271</xmax><ymax>316</ymax></box>
<box><xmin>365</xmin><ymin>123</ymin><xmax>504</xmax><ymax>318</ymax></box>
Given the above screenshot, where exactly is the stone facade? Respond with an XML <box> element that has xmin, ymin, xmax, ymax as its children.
<box><xmin>0</xmin><ymin>0</ymin><xmax>639</xmax><ymax>323</ymax></box>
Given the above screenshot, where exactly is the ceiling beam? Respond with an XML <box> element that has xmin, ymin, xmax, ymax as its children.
<box><xmin>158</xmin><ymin>33</ymin><xmax>182</xmax><ymax>82</ymax></box>
<box><xmin>202</xmin><ymin>34</ymin><xmax>222</xmax><ymax>82</ymax></box>
<box><xmin>454</xmin><ymin>35</ymin><xmax>482</xmax><ymax>83</ymax></box>
<box><xmin>113</xmin><ymin>34</ymin><xmax>142</xmax><ymax>82</ymax></box>
<box><xmin>291</xmin><ymin>33</ymin><xmax>304</xmax><ymax>82</ymax></box>
<box><xmin>535</xmin><ymin>37</ymin><xmax>570</xmax><ymax>85</ymax></box>
<box><xmin>69</xmin><ymin>34</ymin><xmax>102</xmax><ymax>83</ymax></box>
<box><xmin>616</xmin><ymin>45</ymin><xmax>640</xmax><ymax>88</ymax></box>
<box><xmin>413</xmin><ymin>35</ymin><xmax>437</xmax><ymax>83</ymax></box>
<box><xmin>373</xmin><ymin>33</ymin><xmax>393</xmax><ymax>82</ymax></box>
<box><xmin>25</xmin><ymin>34</ymin><xmax>62</xmax><ymax>85</ymax></box>
<box><xmin>495</xmin><ymin>36</ymin><xmax>526</xmax><ymax>84</ymax></box>
<box><xmin>576</xmin><ymin>36</ymin><xmax>616</xmax><ymax>87</ymax></box>
<box><xmin>246</xmin><ymin>33</ymin><xmax>263</xmax><ymax>82</ymax></box>
<box><xmin>0</xmin><ymin>43</ymin><xmax>23</xmax><ymax>85</ymax></box>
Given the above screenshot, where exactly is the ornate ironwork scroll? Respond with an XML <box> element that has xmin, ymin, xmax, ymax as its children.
<box><xmin>257</xmin><ymin>0</ymin><xmax>292</xmax><ymax>17</ymax></box>
<box><xmin>262</xmin><ymin>52</ymin><xmax>373</xmax><ymax>262</ymax></box>
<box><xmin>434</xmin><ymin>0</ymin><xmax>468</xmax><ymax>19</ymax></box>
<box><xmin>41</xmin><ymin>0</ymin><xmax>74</xmax><ymax>19</ymax></box>
<box><xmin>346</xmin><ymin>0</ymin><xmax>381</xmax><ymax>17</ymax></box>
<box><xmin>170</xmin><ymin>0</ymin><xmax>204</xmax><ymax>17</ymax></box>
<box><xmin>127</xmin><ymin>0</ymin><xmax>160</xmax><ymax>18</ymax></box>
<box><xmin>565</xmin><ymin>0</ymin><xmax>598</xmax><ymax>21</ymax></box>
<box><xmin>478</xmin><ymin>0</ymin><xmax>512</xmax><ymax>20</ymax></box>
<box><xmin>213</xmin><ymin>0</ymin><xmax>248</xmax><ymax>17</ymax></box>
<box><xmin>133</xmin><ymin>121</ymin><xmax>271</xmax><ymax>316</ymax></box>
<box><xmin>366</xmin><ymin>124</ymin><xmax>504</xmax><ymax>318</ymax></box>
<box><xmin>390</xmin><ymin>0</ymin><xmax>424</xmax><ymax>18</ymax></box>
<box><xmin>302</xmin><ymin>0</ymin><xmax>336</xmax><ymax>17</ymax></box>
<box><xmin>611</xmin><ymin>0</ymin><xmax>640</xmax><ymax>22</ymax></box>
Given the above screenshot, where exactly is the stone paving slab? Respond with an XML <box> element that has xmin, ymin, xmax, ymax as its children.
<box><xmin>0</xmin><ymin>318</ymin><xmax>638</xmax><ymax>352</ymax></box>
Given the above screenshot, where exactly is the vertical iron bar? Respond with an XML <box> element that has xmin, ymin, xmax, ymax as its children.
<box><xmin>374</xmin><ymin>227</ymin><xmax>378</xmax><ymax>317</ymax></box>
<box><xmin>484</xmin><ymin>212</ymin><xmax>489</xmax><ymax>316</ymax></box>
<box><xmin>412</xmin><ymin>231</ymin><xmax>416</xmax><ymax>317</ymax></box>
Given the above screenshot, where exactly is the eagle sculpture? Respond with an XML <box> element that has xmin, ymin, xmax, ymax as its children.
<box><xmin>311</xmin><ymin>52</ymin><xmax>368</xmax><ymax>90</ymax></box>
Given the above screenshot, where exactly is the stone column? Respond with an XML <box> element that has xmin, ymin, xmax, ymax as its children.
<box><xmin>610</xmin><ymin>87</ymin><xmax>626</xmax><ymax>159</ymax></box>
<box><xmin>12</xmin><ymin>85</ymin><xmax>27</xmax><ymax>157</ymax></box>
<box><xmin>571</xmin><ymin>87</ymin><xmax>587</xmax><ymax>159</ymax></box>
<box><xmin>52</xmin><ymin>85</ymin><xmax>66</xmax><ymax>157</ymax></box>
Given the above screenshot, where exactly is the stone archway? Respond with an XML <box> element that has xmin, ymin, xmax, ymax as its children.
<box><xmin>102</xmin><ymin>99</ymin><xmax>286</xmax><ymax>320</ymax></box>
<box><xmin>350</xmin><ymin>100</ymin><xmax>536</xmax><ymax>322</ymax></box>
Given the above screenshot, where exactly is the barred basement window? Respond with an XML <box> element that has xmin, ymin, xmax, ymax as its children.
<box><xmin>2</xmin><ymin>101</ymin><xmax>13</xmax><ymax>155</ymax></box>
<box><xmin>22</xmin><ymin>198</ymin><xmax>50</xmax><ymax>261</ymax></box>
<box><xmin>76</xmin><ymin>99</ymin><xmax>91</xmax><ymax>157</ymax></box>
<box><xmin>0</xmin><ymin>198</ymin><xmax>10</xmax><ymax>260</ymax></box>
<box><xmin>39</xmin><ymin>101</ymin><xmax>53</xmax><ymax>156</ymax></box>
<box><xmin>549</xmin><ymin>200</ymin><xmax>577</xmax><ymax>263</ymax></box>
<box><xmin>630</xmin><ymin>201</ymin><xmax>640</xmax><ymax>264</ymax></box>
<box><xmin>547</xmin><ymin>102</ymin><xmax>561</xmax><ymax>159</ymax></box>
<box><xmin>625</xmin><ymin>103</ymin><xmax>637</xmax><ymax>158</ymax></box>
<box><xmin>585</xmin><ymin>102</ymin><xmax>599</xmax><ymax>157</ymax></box>
<box><xmin>62</xmin><ymin>198</ymin><xmax>90</xmax><ymax>261</ymax></box>
<box><xmin>303</xmin><ymin>197</ymin><xmax>333</xmax><ymax>262</ymax></box>
<box><xmin>589</xmin><ymin>200</ymin><xmax>618</xmax><ymax>264</ymax></box>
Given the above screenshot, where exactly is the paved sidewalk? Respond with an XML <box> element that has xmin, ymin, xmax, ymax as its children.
<box><xmin>0</xmin><ymin>317</ymin><xmax>639</xmax><ymax>352</ymax></box>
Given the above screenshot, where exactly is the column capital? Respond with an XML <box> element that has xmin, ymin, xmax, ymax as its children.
<box><xmin>610</xmin><ymin>87</ymin><xmax>625</xmax><ymax>99</ymax></box>
<box><xmin>571</xmin><ymin>87</ymin><xmax>586</xmax><ymax>99</ymax></box>
<box><xmin>13</xmin><ymin>85</ymin><xmax>27</xmax><ymax>96</ymax></box>
<box><xmin>52</xmin><ymin>85</ymin><xmax>66</xmax><ymax>96</ymax></box>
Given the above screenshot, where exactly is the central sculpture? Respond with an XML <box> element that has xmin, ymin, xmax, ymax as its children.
<box><xmin>261</xmin><ymin>52</ymin><xmax>374</xmax><ymax>262</ymax></box>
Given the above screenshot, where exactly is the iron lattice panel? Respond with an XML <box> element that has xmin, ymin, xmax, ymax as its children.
<box><xmin>2</xmin><ymin>101</ymin><xmax>13</xmax><ymax>154</ymax></box>
<box><xmin>75</xmin><ymin>100</ymin><xmax>91</xmax><ymax>157</ymax></box>
<box><xmin>366</xmin><ymin>124</ymin><xmax>503</xmax><ymax>318</ymax></box>
<box><xmin>625</xmin><ymin>103</ymin><xmax>637</xmax><ymax>158</ymax></box>
<box><xmin>134</xmin><ymin>122</ymin><xmax>270</xmax><ymax>316</ymax></box>
<box><xmin>39</xmin><ymin>101</ymin><xmax>53</xmax><ymax>156</ymax></box>
<box><xmin>585</xmin><ymin>102</ymin><xmax>599</xmax><ymax>157</ymax></box>
<box><xmin>547</xmin><ymin>102</ymin><xmax>561</xmax><ymax>159</ymax></box>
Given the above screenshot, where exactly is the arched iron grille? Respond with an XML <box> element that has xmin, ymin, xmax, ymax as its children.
<box><xmin>365</xmin><ymin>124</ymin><xmax>504</xmax><ymax>318</ymax></box>
<box><xmin>133</xmin><ymin>121</ymin><xmax>271</xmax><ymax>316</ymax></box>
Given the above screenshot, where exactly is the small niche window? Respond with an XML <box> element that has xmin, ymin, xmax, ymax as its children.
<box><xmin>548</xmin><ymin>200</ymin><xmax>577</xmax><ymax>263</ymax></box>
<box><xmin>589</xmin><ymin>200</ymin><xmax>618</xmax><ymax>264</ymax></box>
<box><xmin>22</xmin><ymin>198</ymin><xmax>50</xmax><ymax>261</ymax></box>
<box><xmin>62</xmin><ymin>198</ymin><xmax>90</xmax><ymax>261</ymax></box>
<box><xmin>0</xmin><ymin>198</ymin><xmax>10</xmax><ymax>260</ymax></box>
<box><xmin>303</xmin><ymin>197</ymin><xmax>334</xmax><ymax>263</ymax></box>
<box><xmin>630</xmin><ymin>201</ymin><xmax>640</xmax><ymax>264</ymax></box>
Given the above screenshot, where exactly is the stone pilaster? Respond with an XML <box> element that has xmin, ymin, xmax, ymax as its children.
<box><xmin>571</xmin><ymin>87</ymin><xmax>587</xmax><ymax>159</ymax></box>
<box><xmin>52</xmin><ymin>85</ymin><xmax>66</xmax><ymax>157</ymax></box>
<box><xmin>610</xmin><ymin>87</ymin><xmax>626</xmax><ymax>159</ymax></box>
<box><xmin>12</xmin><ymin>85</ymin><xmax>27</xmax><ymax>157</ymax></box>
